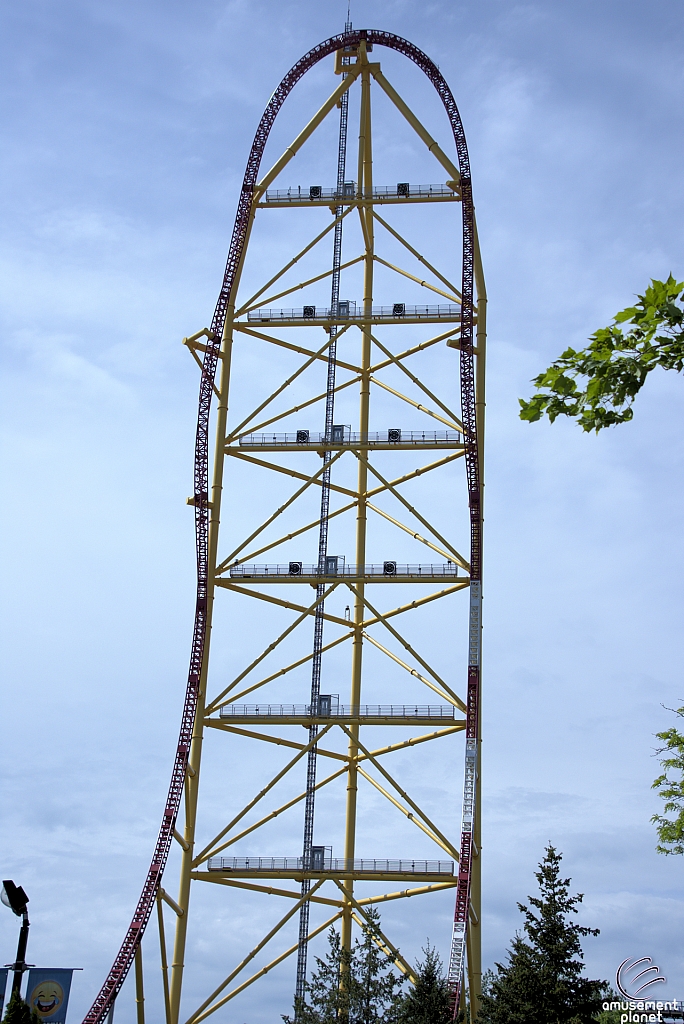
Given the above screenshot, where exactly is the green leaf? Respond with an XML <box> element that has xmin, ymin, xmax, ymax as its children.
<box><xmin>519</xmin><ymin>277</ymin><xmax>684</xmax><ymax>430</ymax></box>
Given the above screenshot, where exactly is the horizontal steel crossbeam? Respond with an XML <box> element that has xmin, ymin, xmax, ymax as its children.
<box><xmin>213</xmin><ymin>713</ymin><xmax>466</xmax><ymax>726</ymax></box>
<box><xmin>231</xmin><ymin>442</ymin><xmax>464</xmax><ymax>453</ymax></box>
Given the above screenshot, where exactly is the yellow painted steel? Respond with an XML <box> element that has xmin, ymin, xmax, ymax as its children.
<box><xmin>210</xmin><ymin>713</ymin><xmax>466</xmax><ymax>726</ymax></box>
<box><xmin>192</xmin><ymin>871</ymin><xmax>455</xmax><ymax>883</ymax></box>
<box><xmin>369</xmin><ymin>332</ymin><xmax>463</xmax><ymax>425</ymax></box>
<box><xmin>255</xmin><ymin>70</ymin><xmax>361</xmax><ymax>193</ymax></box>
<box><xmin>134</xmin><ymin>945</ymin><xmax>145</xmax><ymax>1024</ymax></box>
<box><xmin>255</xmin><ymin>193</ymin><xmax>461</xmax><ymax>209</ymax></box>
<box><xmin>189</xmin><ymin>911</ymin><xmax>344</xmax><ymax>1024</ymax></box>
<box><xmin>342</xmin><ymin>51</ymin><xmax>374</xmax><ymax>961</ymax></box>
<box><xmin>469</xmin><ymin>220</ymin><xmax>487</xmax><ymax>1019</ymax></box>
<box><xmin>369</xmin><ymin>327</ymin><xmax>463</xmax><ymax>371</ymax></box>
<box><xmin>369</xmin><ymin>68</ymin><xmax>461</xmax><ymax>184</ymax></box>
<box><xmin>370</xmin><ymin>210</ymin><xmax>463</xmax><ymax>299</ymax></box>
<box><xmin>240</xmin><ymin>255</ymin><xmax>366</xmax><ymax>315</ymax></box>
<box><xmin>135</xmin><ymin>40</ymin><xmax>487</xmax><ymax>1024</ymax></box>
<box><xmin>156</xmin><ymin>893</ymin><xmax>172</xmax><ymax>1024</ymax></box>
<box><xmin>236</xmin><ymin>207</ymin><xmax>355</xmax><ymax>315</ymax></box>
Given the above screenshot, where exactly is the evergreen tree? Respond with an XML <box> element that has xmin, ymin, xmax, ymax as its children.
<box><xmin>396</xmin><ymin>945</ymin><xmax>451</xmax><ymax>1024</ymax></box>
<box><xmin>286</xmin><ymin>927</ymin><xmax>350</xmax><ymax>1024</ymax></box>
<box><xmin>350</xmin><ymin>909</ymin><xmax>405</xmax><ymax>1024</ymax></box>
<box><xmin>2</xmin><ymin>992</ymin><xmax>40</xmax><ymax>1024</ymax></box>
<box><xmin>283</xmin><ymin>909</ymin><xmax>405</xmax><ymax>1024</ymax></box>
<box><xmin>478</xmin><ymin>845</ymin><xmax>605</xmax><ymax>1024</ymax></box>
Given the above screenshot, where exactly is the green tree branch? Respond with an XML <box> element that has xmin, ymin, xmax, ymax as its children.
<box><xmin>651</xmin><ymin>703</ymin><xmax>684</xmax><ymax>856</ymax></box>
<box><xmin>520</xmin><ymin>275</ymin><xmax>684</xmax><ymax>859</ymax></box>
<box><xmin>519</xmin><ymin>276</ymin><xmax>684</xmax><ymax>432</ymax></box>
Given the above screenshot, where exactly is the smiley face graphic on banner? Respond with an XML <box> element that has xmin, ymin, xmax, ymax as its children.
<box><xmin>31</xmin><ymin>981</ymin><xmax>63</xmax><ymax>1017</ymax></box>
<box><xmin>26</xmin><ymin>970</ymin><xmax>74</xmax><ymax>1023</ymax></box>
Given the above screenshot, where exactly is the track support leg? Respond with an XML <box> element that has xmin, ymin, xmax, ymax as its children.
<box><xmin>134</xmin><ymin>946</ymin><xmax>145</xmax><ymax>1024</ymax></box>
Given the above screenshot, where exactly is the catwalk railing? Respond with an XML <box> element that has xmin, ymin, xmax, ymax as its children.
<box><xmin>260</xmin><ymin>183</ymin><xmax>459</xmax><ymax>203</ymax></box>
<box><xmin>237</xmin><ymin>429</ymin><xmax>462</xmax><ymax>446</ymax></box>
<box><xmin>227</xmin><ymin>562</ymin><xmax>460</xmax><ymax>579</ymax></box>
<box><xmin>207</xmin><ymin>857</ymin><xmax>454</xmax><ymax>875</ymax></box>
<box><xmin>246</xmin><ymin>303</ymin><xmax>461</xmax><ymax>322</ymax></box>
<box><xmin>218</xmin><ymin>703</ymin><xmax>458</xmax><ymax>719</ymax></box>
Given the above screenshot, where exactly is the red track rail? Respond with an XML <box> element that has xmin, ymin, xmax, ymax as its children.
<box><xmin>82</xmin><ymin>29</ymin><xmax>478</xmax><ymax>1024</ymax></box>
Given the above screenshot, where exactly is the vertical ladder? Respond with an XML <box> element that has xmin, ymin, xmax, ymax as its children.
<box><xmin>294</xmin><ymin>23</ymin><xmax>352</xmax><ymax>1009</ymax></box>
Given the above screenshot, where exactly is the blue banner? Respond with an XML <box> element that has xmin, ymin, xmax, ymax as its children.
<box><xmin>25</xmin><ymin>969</ymin><xmax>73</xmax><ymax>1022</ymax></box>
<box><xmin>0</xmin><ymin>969</ymin><xmax>8</xmax><ymax>1017</ymax></box>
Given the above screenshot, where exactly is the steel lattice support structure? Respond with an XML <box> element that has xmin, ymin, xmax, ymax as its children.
<box><xmin>82</xmin><ymin>28</ymin><xmax>486</xmax><ymax>1024</ymax></box>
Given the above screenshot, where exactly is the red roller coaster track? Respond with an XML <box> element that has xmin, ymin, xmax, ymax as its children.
<box><xmin>82</xmin><ymin>28</ymin><xmax>480</xmax><ymax>1024</ymax></box>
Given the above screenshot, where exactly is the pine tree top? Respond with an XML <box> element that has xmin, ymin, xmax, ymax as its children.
<box><xmin>518</xmin><ymin>843</ymin><xmax>599</xmax><ymax>984</ymax></box>
<box><xmin>396</xmin><ymin>945</ymin><xmax>451</xmax><ymax>1024</ymax></box>
<box><xmin>479</xmin><ymin>845</ymin><xmax>606</xmax><ymax>1024</ymax></box>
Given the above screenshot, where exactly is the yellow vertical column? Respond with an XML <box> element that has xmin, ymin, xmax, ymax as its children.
<box><xmin>341</xmin><ymin>46</ymin><xmax>373</xmax><ymax>958</ymax></box>
<box><xmin>134</xmin><ymin>945</ymin><xmax>145</xmax><ymax>1024</ymax></box>
<box><xmin>468</xmin><ymin>216</ymin><xmax>487</xmax><ymax>1021</ymax></box>
<box><xmin>168</xmin><ymin>192</ymin><xmax>258</xmax><ymax>1018</ymax></box>
<box><xmin>168</xmin><ymin>304</ymin><xmax>234</xmax><ymax>1024</ymax></box>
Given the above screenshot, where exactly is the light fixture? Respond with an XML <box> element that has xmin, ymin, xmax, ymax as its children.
<box><xmin>1</xmin><ymin>880</ymin><xmax>28</xmax><ymax>917</ymax></box>
<box><xmin>2</xmin><ymin>880</ymin><xmax>30</xmax><ymax>999</ymax></box>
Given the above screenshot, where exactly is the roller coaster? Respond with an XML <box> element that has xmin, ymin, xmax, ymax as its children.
<box><xmin>82</xmin><ymin>26</ymin><xmax>486</xmax><ymax>1024</ymax></box>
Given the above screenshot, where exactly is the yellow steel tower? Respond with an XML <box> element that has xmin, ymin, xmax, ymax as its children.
<box><xmin>83</xmin><ymin>27</ymin><xmax>485</xmax><ymax>1024</ymax></box>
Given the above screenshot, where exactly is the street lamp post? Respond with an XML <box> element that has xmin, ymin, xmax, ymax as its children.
<box><xmin>1</xmin><ymin>880</ymin><xmax>30</xmax><ymax>999</ymax></box>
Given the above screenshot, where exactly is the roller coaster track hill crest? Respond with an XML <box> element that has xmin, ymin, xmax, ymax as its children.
<box><xmin>82</xmin><ymin>27</ymin><xmax>486</xmax><ymax>1024</ymax></box>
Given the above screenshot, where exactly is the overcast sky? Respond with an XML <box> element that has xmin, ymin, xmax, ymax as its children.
<box><xmin>1</xmin><ymin>1</ymin><xmax>684</xmax><ymax>1022</ymax></box>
